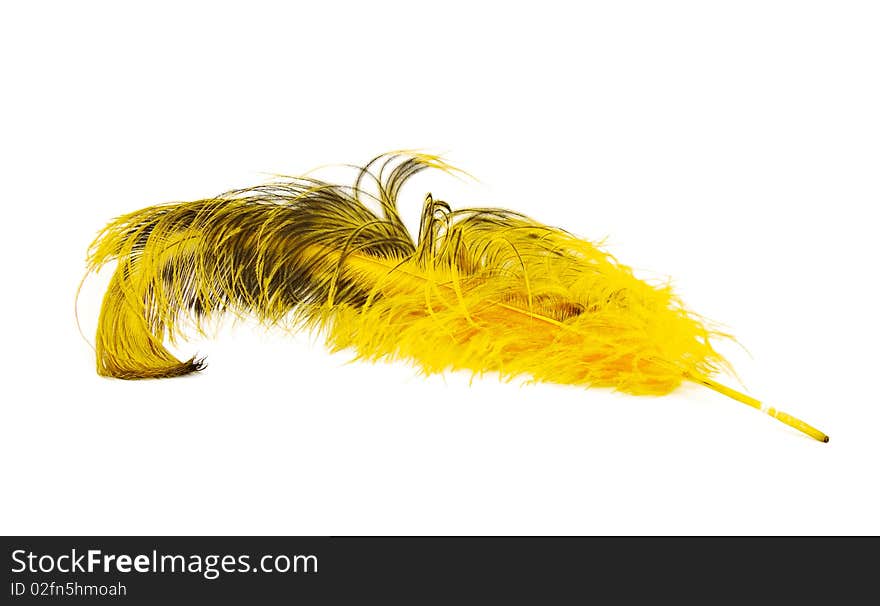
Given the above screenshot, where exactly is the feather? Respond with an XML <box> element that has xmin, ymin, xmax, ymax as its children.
<box><xmin>81</xmin><ymin>152</ymin><xmax>828</xmax><ymax>442</ymax></box>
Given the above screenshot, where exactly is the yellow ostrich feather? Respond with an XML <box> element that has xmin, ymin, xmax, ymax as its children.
<box><xmin>82</xmin><ymin>152</ymin><xmax>827</xmax><ymax>442</ymax></box>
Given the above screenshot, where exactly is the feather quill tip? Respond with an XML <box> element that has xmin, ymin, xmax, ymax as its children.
<box><xmin>693</xmin><ymin>375</ymin><xmax>829</xmax><ymax>443</ymax></box>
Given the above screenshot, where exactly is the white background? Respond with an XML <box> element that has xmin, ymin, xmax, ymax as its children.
<box><xmin>1</xmin><ymin>1</ymin><xmax>878</xmax><ymax>535</ymax></box>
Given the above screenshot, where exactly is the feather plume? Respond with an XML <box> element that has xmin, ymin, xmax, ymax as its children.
<box><xmin>82</xmin><ymin>152</ymin><xmax>828</xmax><ymax>441</ymax></box>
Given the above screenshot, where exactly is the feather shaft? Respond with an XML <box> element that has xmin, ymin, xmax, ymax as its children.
<box><xmin>693</xmin><ymin>375</ymin><xmax>829</xmax><ymax>442</ymax></box>
<box><xmin>340</xmin><ymin>245</ymin><xmax>830</xmax><ymax>442</ymax></box>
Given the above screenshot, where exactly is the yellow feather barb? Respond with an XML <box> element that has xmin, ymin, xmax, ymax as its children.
<box><xmin>82</xmin><ymin>152</ymin><xmax>828</xmax><ymax>442</ymax></box>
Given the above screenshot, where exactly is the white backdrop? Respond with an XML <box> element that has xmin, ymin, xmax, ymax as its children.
<box><xmin>1</xmin><ymin>1</ymin><xmax>877</xmax><ymax>535</ymax></box>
